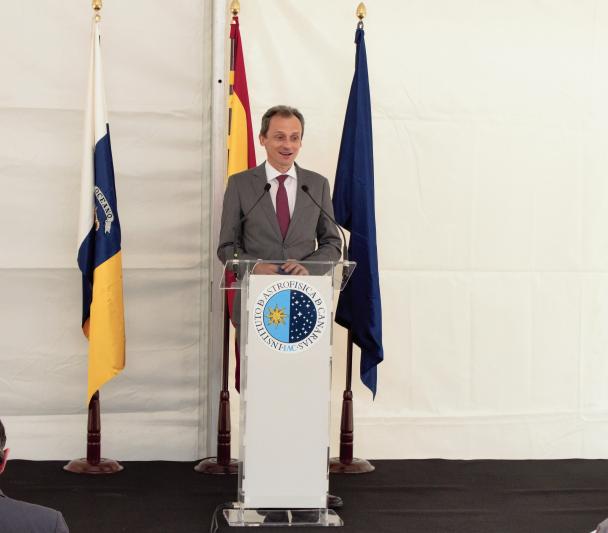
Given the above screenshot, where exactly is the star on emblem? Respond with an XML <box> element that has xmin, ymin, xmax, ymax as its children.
<box><xmin>266</xmin><ymin>305</ymin><xmax>287</xmax><ymax>327</ymax></box>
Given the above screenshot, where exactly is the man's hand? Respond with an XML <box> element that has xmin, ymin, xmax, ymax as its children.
<box><xmin>280</xmin><ymin>261</ymin><xmax>309</xmax><ymax>276</ymax></box>
<box><xmin>252</xmin><ymin>263</ymin><xmax>280</xmax><ymax>275</ymax></box>
<box><xmin>252</xmin><ymin>261</ymin><xmax>309</xmax><ymax>275</ymax></box>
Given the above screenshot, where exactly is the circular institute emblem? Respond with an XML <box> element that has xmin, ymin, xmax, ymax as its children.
<box><xmin>253</xmin><ymin>280</ymin><xmax>327</xmax><ymax>353</ymax></box>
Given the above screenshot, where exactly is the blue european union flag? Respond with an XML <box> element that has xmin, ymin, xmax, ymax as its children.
<box><xmin>332</xmin><ymin>26</ymin><xmax>383</xmax><ymax>397</ymax></box>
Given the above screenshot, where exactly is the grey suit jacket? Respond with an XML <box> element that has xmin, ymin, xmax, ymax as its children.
<box><xmin>217</xmin><ymin>163</ymin><xmax>342</xmax><ymax>265</ymax></box>
<box><xmin>0</xmin><ymin>490</ymin><xmax>69</xmax><ymax>533</ymax></box>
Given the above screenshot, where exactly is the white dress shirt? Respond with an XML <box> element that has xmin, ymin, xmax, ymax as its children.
<box><xmin>265</xmin><ymin>161</ymin><xmax>297</xmax><ymax>217</ymax></box>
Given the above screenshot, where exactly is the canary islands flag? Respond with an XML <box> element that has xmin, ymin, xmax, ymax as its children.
<box><xmin>77</xmin><ymin>18</ymin><xmax>125</xmax><ymax>403</ymax></box>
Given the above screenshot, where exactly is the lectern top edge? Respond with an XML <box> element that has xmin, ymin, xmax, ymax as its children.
<box><xmin>220</xmin><ymin>259</ymin><xmax>356</xmax><ymax>292</ymax></box>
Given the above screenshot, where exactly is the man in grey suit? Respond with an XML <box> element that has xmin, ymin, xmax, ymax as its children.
<box><xmin>218</xmin><ymin>105</ymin><xmax>342</xmax><ymax>276</ymax></box>
<box><xmin>0</xmin><ymin>419</ymin><xmax>69</xmax><ymax>533</ymax></box>
<box><xmin>217</xmin><ymin>106</ymin><xmax>344</xmax><ymax>510</ymax></box>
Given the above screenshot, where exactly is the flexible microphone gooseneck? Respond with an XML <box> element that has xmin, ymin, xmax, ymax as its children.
<box><xmin>230</xmin><ymin>183</ymin><xmax>271</xmax><ymax>278</ymax></box>
<box><xmin>232</xmin><ymin>183</ymin><xmax>271</xmax><ymax>261</ymax></box>
<box><xmin>300</xmin><ymin>184</ymin><xmax>348</xmax><ymax>262</ymax></box>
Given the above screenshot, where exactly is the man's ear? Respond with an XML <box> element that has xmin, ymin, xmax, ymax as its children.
<box><xmin>0</xmin><ymin>448</ymin><xmax>10</xmax><ymax>475</ymax></box>
<box><xmin>259</xmin><ymin>134</ymin><xmax>266</xmax><ymax>146</ymax></box>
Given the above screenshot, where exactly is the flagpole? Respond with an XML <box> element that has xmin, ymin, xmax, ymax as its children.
<box><xmin>195</xmin><ymin>0</ymin><xmax>240</xmax><ymax>475</ymax></box>
<box><xmin>64</xmin><ymin>0</ymin><xmax>124</xmax><ymax>477</ymax></box>
<box><xmin>64</xmin><ymin>391</ymin><xmax>123</xmax><ymax>474</ymax></box>
<box><xmin>330</xmin><ymin>2</ymin><xmax>375</xmax><ymax>475</ymax></box>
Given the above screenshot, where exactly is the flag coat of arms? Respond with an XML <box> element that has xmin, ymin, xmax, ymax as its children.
<box><xmin>77</xmin><ymin>18</ymin><xmax>125</xmax><ymax>403</ymax></box>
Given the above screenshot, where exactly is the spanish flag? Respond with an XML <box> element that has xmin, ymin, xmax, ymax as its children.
<box><xmin>77</xmin><ymin>17</ymin><xmax>125</xmax><ymax>403</ymax></box>
<box><xmin>227</xmin><ymin>15</ymin><xmax>256</xmax><ymax>178</ymax></box>
<box><xmin>226</xmin><ymin>15</ymin><xmax>256</xmax><ymax>390</ymax></box>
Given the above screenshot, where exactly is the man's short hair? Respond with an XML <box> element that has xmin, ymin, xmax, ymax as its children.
<box><xmin>0</xmin><ymin>419</ymin><xmax>6</xmax><ymax>462</ymax></box>
<box><xmin>260</xmin><ymin>105</ymin><xmax>305</xmax><ymax>138</ymax></box>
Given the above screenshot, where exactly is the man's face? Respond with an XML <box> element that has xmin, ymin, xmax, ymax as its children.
<box><xmin>259</xmin><ymin>115</ymin><xmax>303</xmax><ymax>172</ymax></box>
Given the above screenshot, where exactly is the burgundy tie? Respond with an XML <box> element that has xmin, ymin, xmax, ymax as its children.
<box><xmin>276</xmin><ymin>175</ymin><xmax>291</xmax><ymax>240</ymax></box>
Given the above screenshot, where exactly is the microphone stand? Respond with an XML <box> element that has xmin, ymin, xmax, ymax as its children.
<box><xmin>232</xmin><ymin>183</ymin><xmax>271</xmax><ymax>279</ymax></box>
<box><xmin>300</xmin><ymin>185</ymin><xmax>348</xmax><ymax>263</ymax></box>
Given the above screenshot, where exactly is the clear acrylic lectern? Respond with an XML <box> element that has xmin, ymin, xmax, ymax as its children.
<box><xmin>221</xmin><ymin>260</ymin><xmax>355</xmax><ymax>527</ymax></box>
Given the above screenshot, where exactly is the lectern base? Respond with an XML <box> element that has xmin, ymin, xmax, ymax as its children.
<box><xmin>223</xmin><ymin>507</ymin><xmax>343</xmax><ymax>527</ymax></box>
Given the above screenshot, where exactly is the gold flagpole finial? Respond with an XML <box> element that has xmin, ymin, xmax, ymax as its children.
<box><xmin>230</xmin><ymin>0</ymin><xmax>240</xmax><ymax>16</ymax></box>
<box><xmin>92</xmin><ymin>0</ymin><xmax>102</xmax><ymax>21</ymax></box>
<box><xmin>356</xmin><ymin>2</ymin><xmax>366</xmax><ymax>21</ymax></box>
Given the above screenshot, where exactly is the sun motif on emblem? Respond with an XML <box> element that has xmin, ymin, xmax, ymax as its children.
<box><xmin>265</xmin><ymin>305</ymin><xmax>287</xmax><ymax>327</ymax></box>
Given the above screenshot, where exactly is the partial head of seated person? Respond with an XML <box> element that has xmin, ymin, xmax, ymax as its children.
<box><xmin>0</xmin><ymin>418</ymin><xmax>70</xmax><ymax>533</ymax></box>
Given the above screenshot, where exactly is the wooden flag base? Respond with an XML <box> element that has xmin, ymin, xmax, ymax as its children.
<box><xmin>64</xmin><ymin>391</ymin><xmax>123</xmax><ymax>475</ymax></box>
<box><xmin>330</xmin><ymin>330</ymin><xmax>375</xmax><ymax>475</ymax></box>
<box><xmin>329</xmin><ymin>457</ymin><xmax>375</xmax><ymax>474</ymax></box>
<box><xmin>195</xmin><ymin>303</ymin><xmax>239</xmax><ymax>475</ymax></box>
<box><xmin>64</xmin><ymin>458</ymin><xmax>123</xmax><ymax>474</ymax></box>
<box><xmin>194</xmin><ymin>457</ymin><xmax>238</xmax><ymax>475</ymax></box>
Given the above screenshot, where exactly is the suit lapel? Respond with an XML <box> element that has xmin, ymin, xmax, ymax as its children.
<box><xmin>249</xmin><ymin>164</ymin><xmax>283</xmax><ymax>241</ymax></box>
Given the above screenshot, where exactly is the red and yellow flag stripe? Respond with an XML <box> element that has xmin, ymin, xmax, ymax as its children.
<box><xmin>227</xmin><ymin>16</ymin><xmax>256</xmax><ymax>178</ymax></box>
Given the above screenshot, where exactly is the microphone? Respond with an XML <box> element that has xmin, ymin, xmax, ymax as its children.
<box><xmin>301</xmin><ymin>184</ymin><xmax>348</xmax><ymax>262</ymax></box>
<box><xmin>233</xmin><ymin>182</ymin><xmax>272</xmax><ymax>262</ymax></box>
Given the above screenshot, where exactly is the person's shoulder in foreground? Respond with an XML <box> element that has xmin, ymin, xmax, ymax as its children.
<box><xmin>0</xmin><ymin>418</ymin><xmax>69</xmax><ymax>533</ymax></box>
<box><xmin>0</xmin><ymin>493</ymin><xmax>69</xmax><ymax>533</ymax></box>
<box><xmin>595</xmin><ymin>518</ymin><xmax>608</xmax><ymax>533</ymax></box>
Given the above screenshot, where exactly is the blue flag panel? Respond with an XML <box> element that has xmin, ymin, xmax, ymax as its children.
<box><xmin>332</xmin><ymin>27</ymin><xmax>384</xmax><ymax>397</ymax></box>
<box><xmin>77</xmin><ymin>125</ymin><xmax>122</xmax><ymax>328</ymax></box>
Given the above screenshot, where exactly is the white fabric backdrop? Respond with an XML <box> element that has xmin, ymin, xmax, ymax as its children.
<box><xmin>2</xmin><ymin>0</ymin><xmax>608</xmax><ymax>460</ymax></box>
<box><xmin>235</xmin><ymin>0</ymin><xmax>608</xmax><ymax>459</ymax></box>
<box><xmin>0</xmin><ymin>0</ymin><xmax>211</xmax><ymax>460</ymax></box>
